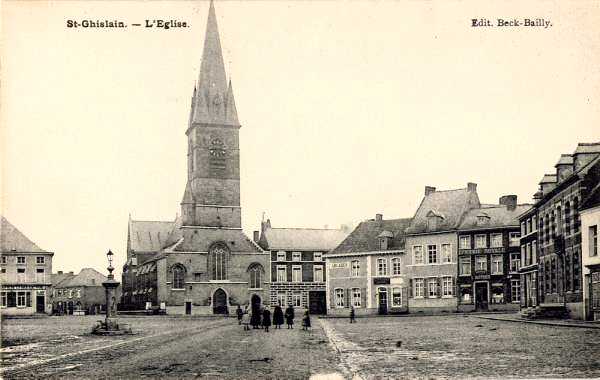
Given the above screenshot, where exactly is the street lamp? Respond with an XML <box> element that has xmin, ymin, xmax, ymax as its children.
<box><xmin>106</xmin><ymin>249</ymin><xmax>114</xmax><ymax>279</ymax></box>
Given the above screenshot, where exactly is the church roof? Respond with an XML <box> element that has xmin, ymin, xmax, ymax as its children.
<box><xmin>175</xmin><ymin>228</ymin><xmax>263</xmax><ymax>253</ymax></box>
<box><xmin>0</xmin><ymin>216</ymin><xmax>50</xmax><ymax>253</ymax></box>
<box><xmin>329</xmin><ymin>218</ymin><xmax>412</xmax><ymax>254</ymax></box>
<box><xmin>259</xmin><ymin>227</ymin><xmax>348</xmax><ymax>251</ymax></box>
<box><xmin>128</xmin><ymin>218</ymin><xmax>175</xmax><ymax>253</ymax></box>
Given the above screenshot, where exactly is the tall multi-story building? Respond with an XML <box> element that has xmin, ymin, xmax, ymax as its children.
<box><xmin>580</xmin><ymin>179</ymin><xmax>600</xmax><ymax>320</ymax></box>
<box><xmin>0</xmin><ymin>217</ymin><xmax>53</xmax><ymax>315</ymax></box>
<box><xmin>403</xmin><ymin>184</ymin><xmax>481</xmax><ymax>313</ymax></box>
<box><xmin>456</xmin><ymin>196</ymin><xmax>530</xmax><ymax>312</ymax></box>
<box><xmin>326</xmin><ymin>214</ymin><xmax>412</xmax><ymax>316</ymax></box>
<box><xmin>256</xmin><ymin>219</ymin><xmax>348</xmax><ymax>314</ymax></box>
<box><xmin>121</xmin><ymin>1</ymin><xmax>269</xmax><ymax>315</ymax></box>
<box><xmin>518</xmin><ymin>206</ymin><xmax>539</xmax><ymax>309</ymax></box>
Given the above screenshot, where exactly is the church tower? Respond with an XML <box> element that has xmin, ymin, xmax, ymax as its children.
<box><xmin>182</xmin><ymin>0</ymin><xmax>241</xmax><ymax>228</ymax></box>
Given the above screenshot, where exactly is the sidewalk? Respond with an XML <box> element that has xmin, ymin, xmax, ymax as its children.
<box><xmin>474</xmin><ymin>313</ymin><xmax>600</xmax><ymax>329</ymax></box>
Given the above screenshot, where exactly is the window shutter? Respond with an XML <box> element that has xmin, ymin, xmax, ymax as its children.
<box><xmin>437</xmin><ymin>277</ymin><xmax>442</xmax><ymax>298</ymax></box>
<box><xmin>346</xmin><ymin>288</ymin><xmax>351</xmax><ymax>308</ymax></box>
<box><xmin>361</xmin><ymin>288</ymin><xmax>366</xmax><ymax>308</ymax></box>
<box><xmin>452</xmin><ymin>276</ymin><xmax>457</xmax><ymax>297</ymax></box>
<box><xmin>26</xmin><ymin>292</ymin><xmax>32</xmax><ymax>307</ymax></box>
<box><xmin>409</xmin><ymin>279</ymin><xmax>413</xmax><ymax>298</ymax></box>
<box><xmin>330</xmin><ymin>289</ymin><xmax>336</xmax><ymax>308</ymax></box>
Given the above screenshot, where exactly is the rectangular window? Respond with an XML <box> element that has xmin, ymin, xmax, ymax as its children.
<box><xmin>511</xmin><ymin>279</ymin><xmax>521</xmax><ymax>303</ymax></box>
<box><xmin>475</xmin><ymin>256</ymin><xmax>487</xmax><ymax>272</ymax></box>
<box><xmin>17</xmin><ymin>268</ymin><xmax>25</xmax><ymax>274</ymax></box>
<box><xmin>590</xmin><ymin>226</ymin><xmax>598</xmax><ymax>257</ymax></box>
<box><xmin>413</xmin><ymin>246</ymin><xmax>423</xmax><ymax>265</ymax></box>
<box><xmin>460</xmin><ymin>257</ymin><xmax>471</xmax><ymax>275</ymax></box>
<box><xmin>313</xmin><ymin>265</ymin><xmax>324</xmax><ymax>282</ymax></box>
<box><xmin>491</xmin><ymin>255</ymin><xmax>503</xmax><ymax>274</ymax></box>
<box><xmin>427</xmin><ymin>245</ymin><xmax>438</xmax><ymax>264</ymax></box>
<box><xmin>490</xmin><ymin>234</ymin><xmax>503</xmax><ymax>248</ymax></box>
<box><xmin>475</xmin><ymin>235</ymin><xmax>487</xmax><ymax>249</ymax></box>
<box><xmin>351</xmin><ymin>260</ymin><xmax>360</xmax><ymax>277</ymax></box>
<box><xmin>335</xmin><ymin>288</ymin><xmax>345</xmax><ymax>308</ymax></box>
<box><xmin>414</xmin><ymin>278</ymin><xmax>424</xmax><ymax>298</ymax></box>
<box><xmin>509</xmin><ymin>232</ymin><xmax>521</xmax><ymax>247</ymax></box>
<box><xmin>1</xmin><ymin>292</ymin><xmax>6</xmax><ymax>307</ymax></box>
<box><xmin>391</xmin><ymin>258</ymin><xmax>401</xmax><ymax>275</ymax></box>
<box><xmin>1</xmin><ymin>256</ymin><xmax>7</xmax><ymax>264</ymax></box>
<box><xmin>441</xmin><ymin>244</ymin><xmax>451</xmax><ymax>263</ymax></box>
<box><xmin>352</xmin><ymin>288</ymin><xmax>361</xmax><ymax>307</ymax></box>
<box><xmin>510</xmin><ymin>253</ymin><xmax>521</xmax><ymax>272</ymax></box>
<box><xmin>276</xmin><ymin>265</ymin><xmax>287</xmax><ymax>282</ymax></box>
<box><xmin>292</xmin><ymin>292</ymin><xmax>302</xmax><ymax>307</ymax></box>
<box><xmin>292</xmin><ymin>265</ymin><xmax>302</xmax><ymax>283</ymax></box>
<box><xmin>277</xmin><ymin>291</ymin><xmax>287</xmax><ymax>307</ymax></box>
<box><xmin>277</xmin><ymin>251</ymin><xmax>286</xmax><ymax>262</ymax></box>
<box><xmin>36</xmin><ymin>256</ymin><xmax>45</xmax><ymax>264</ymax></box>
<box><xmin>442</xmin><ymin>276</ymin><xmax>453</xmax><ymax>296</ymax></box>
<box><xmin>17</xmin><ymin>256</ymin><xmax>26</xmax><ymax>264</ymax></box>
<box><xmin>459</xmin><ymin>236</ymin><xmax>471</xmax><ymax>249</ymax></box>
<box><xmin>521</xmin><ymin>221</ymin><xmax>526</xmax><ymax>236</ymax></box>
<box><xmin>17</xmin><ymin>291</ymin><xmax>27</xmax><ymax>307</ymax></box>
<box><xmin>377</xmin><ymin>258</ymin><xmax>388</xmax><ymax>276</ymax></box>
<box><xmin>313</xmin><ymin>252</ymin><xmax>323</xmax><ymax>261</ymax></box>
<box><xmin>392</xmin><ymin>287</ymin><xmax>402</xmax><ymax>307</ymax></box>
<box><xmin>292</xmin><ymin>252</ymin><xmax>302</xmax><ymax>262</ymax></box>
<box><xmin>532</xmin><ymin>241</ymin><xmax>537</xmax><ymax>264</ymax></box>
<box><xmin>36</xmin><ymin>268</ymin><xmax>44</xmax><ymax>273</ymax></box>
<box><xmin>428</xmin><ymin>278</ymin><xmax>438</xmax><ymax>297</ymax></box>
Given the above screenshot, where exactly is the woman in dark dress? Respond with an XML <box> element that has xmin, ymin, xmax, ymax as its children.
<box><xmin>273</xmin><ymin>305</ymin><xmax>284</xmax><ymax>329</ymax></box>
<box><xmin>262</xmin><ymin>307</ymin><xmax>272</xmax><ymax>332</ymax></box>
<box><xmin>284</xmin><ymin>305</ymin><xmax>295</xmax><ymax>329</ymax></box>
<box><xmin>302</xmin><ymin>309</ymin><xmax>311</xmax><ymax>331</ymax></box>
<box><xmin>251</xmin><ymin>308</ymin><xmax>261</xmax><ymax>329</ymax></box>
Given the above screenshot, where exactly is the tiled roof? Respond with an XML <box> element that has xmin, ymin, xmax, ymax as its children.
<box><xmin>574</xmin><ymin>142</ymin><xmax>600</xmax><ymax>154</ymax></box>
<box><xmin>259</xmin><ymin>227</ymin><xmax>348</xmax><ymax>251</ymax></box>
<box><xmin>0</xmin><ymin>216</ymin><xmax>49</xmax><ymax>253</ymax></box>
<box><xmin>51</xmin><ymin>272</ymin><xmax>76</xmax><ymax>287</ymax></box>
<box><xmin>330</xmin><ymin>218</ymin><xmax>412</xmax><ymax>254</ymax></box>
<box><xmin>406</xmin><ymin>188</ymin><xmax>480</xmax><ymax>234</ymax></box>
<box><xmin>581</xmin><ymin>182</ymin><xmax>600</xmax><ymax>211</ymax></box>
<box><xmin>459</xmin><ymin>204</ymin><xmax>532</xmax><ymax>230</ymax></box>
<box><xmin>128</xmin><ymin>219</ymin><xmax>175</xmax><ymax>253</ymax></box>
<box><xmin>540</xmin><ymin>174</ymin><xmax>557</xmax><ymax>184</ymax></box>
<box><xmin>175</xmin><ymin>228</ymin><xmax>264</xmax><ymax>253</ymax></box>
<box><xmin>60</xmin><ymin>268</ymin><xmax>107</xmax><ymax>288</ymax></box>
<box><xmin>555</xmin><ymin>154</ymin><xmax>574</xmax><ymax>166</ymax></box>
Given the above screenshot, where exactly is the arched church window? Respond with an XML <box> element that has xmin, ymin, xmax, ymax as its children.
<box><xmin>172</xmin><ymin>264</ymin><xmax>185</xmax><ymax>289</ymax></box>
<box><xmin>209</xmin><ymin>243</ymin><xmax>229</xmax><ymax>280</ymax></box>
<box><xmin>248</xmin><ymin>263</ymin><xmax>264</xmax><ymax>289</ymax></box>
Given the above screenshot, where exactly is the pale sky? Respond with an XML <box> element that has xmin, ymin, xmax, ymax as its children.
<box><xmin>2</xmin><ymin>1</ymin><xmax>599</xmax><ymax>276</ymax></box>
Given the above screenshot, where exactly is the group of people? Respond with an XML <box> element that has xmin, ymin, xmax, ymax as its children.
<box><xmin>236</xmin><ymin>304</ymin><xmax>312</xmax><ymax>332</ymax></box>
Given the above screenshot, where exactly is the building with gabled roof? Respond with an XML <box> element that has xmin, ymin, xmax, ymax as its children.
<box><xmin>326</xmin><ymin>214</ymin><xmax>412</xmax><ymax>316</ymax></box>
<box><xmin>121</xmin><ymin>1</ymin><xmax>269</xmax><ymax>315</ymax></box>
<box><xmin>1</xmin><ymin>216</ymin><xmax>54</xmax><ymax>315</ymax></box>
<box><xmin>51</xmin><ymin>268</ymin><xmax>118</xmax><ymax>315</ymax></box>
<box><xmin>256</xmin><ymin>219</ymin><xmax>348</xmax><ymax>314</ymax></box>
<box><xmin>403</xmin><ymin>183</ymin><xmax>481</xmax><ymax>313</ymax></box>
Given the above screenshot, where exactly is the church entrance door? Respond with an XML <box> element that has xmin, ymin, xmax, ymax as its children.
<box><xmin>213</xmin><ymin>289</ymin><xmax>228</xmax><ymax>314</ymax></box>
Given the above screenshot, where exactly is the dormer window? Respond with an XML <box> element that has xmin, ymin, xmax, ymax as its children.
<box><xmin>477</xmin><ymin>213</ymin><xmax>490</xmax><ymax>225</ymax></box>
<box><xmin>426</xmin><ymin>211</ymin><xmax>444</xmax><ymax>230</ymax></box>
<box><xmin>378</xmin><ymin>231</ymin><xmax>394</xmax><ymax>250</ymax></box>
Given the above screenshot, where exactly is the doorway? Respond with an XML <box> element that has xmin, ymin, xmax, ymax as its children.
<box><xmin>308</xmin><ymin>291</ymin><xmax>326</xmax><ymax>315</ymax></box>
<box><xmin>185</xmin><ymin>301</ymin><xmax>192</xmax><ymax>315</ymax></box>
<box><xmin>475</xmin><ymin>282</ymin><xmax>489</xmax><ymax>311</ymax></box>
<box><xmin>36</xmin><ymin>294</ymin><xmax>45</xmax><ymax>313</ymax></box>
<box><xmin>213</xmin><ymin>288</ymin><xmax>228</xmax><ymax>314</ymax></box>
<box><xmin>377</xmin><ymin>287</ymin><xmax>388</xmax><ymax>315</ymax></box>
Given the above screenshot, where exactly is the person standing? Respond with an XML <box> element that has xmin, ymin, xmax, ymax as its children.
<box><xmin>302</xmin><ymin>309</ymin><xmax>311</xmax><ymax>331</ymax></box>
<box><xmin>241</xmin><ymin>306</ymin><xmax>251</xmax><ymax>331</ymax></box>
<box><xmin>285</xmin><ymin>304</ymin><xmax>295</xmax><ymax>329</ymax></box>
<box><xmin>262</xmin><ymin>307</ymin><xmax>272</xmax><ymax>332</ymax></box>
<box><xmin>349</xmin><ymin>305</ymin><xmax>356</xmax><ymax>323</ymax></box>
<box><xmin>236</xmin><ymin>305</ymin><xmax>244</xmax><ymax>325</ymax></box>
<box><xmin>273</xmin><ymin>304</ymin><xmax>284</xmax><ymax>329</ymax></box>
<box><xmin>251</xmin><ymin>307</ymin><xmax>260</xmax><ymax>329</ymax></box>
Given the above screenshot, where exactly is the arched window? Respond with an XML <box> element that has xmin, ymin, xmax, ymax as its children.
<box><xmin>555</xmin><ymin>206</ymin><xmax>562</xmax><ymax>235</ymax></box>
<box><xmin>248</xmin><ymin>263</ymin><xmax>264</xmax><ymax>289</ymax></box>
<box><xmin>209</xmin><ymin>242</ymin><xmax>229</xmax><ymax>280</ymax></box>
<box><xmin>564</xmin><ymin>202</ymin><xmax>571</xmax><ymax>235</ymax></box>
<box><xmin>172</xmin><ymin>264</ymin><xmax>185</xmax><ymax>289</ymax></box>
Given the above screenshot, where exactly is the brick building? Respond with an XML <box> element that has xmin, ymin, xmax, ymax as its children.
<box><xmin>52</xmin><ymin>268</ymin><xmax>117</xmax><ymax>315</ymax></box>
<box><xmin>256</xmin><ymin>219</ymin><xmax>347</xmax><ymax>314</ymax></box>
<box><xmin>326</xmin><ymin>214</ymin><xmax>412</xmax><ymax>316</ymax></box>
<box><xmin>456</xmin><ymin>197</ymin><xmax>530</xmax><ymax>312</ymax></box>
<box><xmin>121</xmin><ymin>1</ymin><xmax>269</xmax><ymax>315</ymax></box>
<box><xmin>580</xmin><ymin>177</ymin><xmax>600</xmax><ymax>320</ymax></box>
<box><xmin>403</xmin><ymin>184</ymin><xmax>481</xmax><ymax>313</ymax></box>
<box><xmin>0</xmin><ymin>217</ymin><xmax>53</xmax><ymax>315</ymax></box>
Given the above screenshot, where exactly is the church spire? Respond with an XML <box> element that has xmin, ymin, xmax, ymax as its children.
<box><xmin>193</xmin><ymin>0</ymin><xmax>233</xmax><ymax>125</ymax></box>
<box><xmin>224</xmin><ymin>79</ymin><xmax>239</xmax><ymax>125</ymax></box>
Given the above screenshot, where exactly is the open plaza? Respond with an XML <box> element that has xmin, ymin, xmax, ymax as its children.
<box><xmin>2</xmin><ymin>314</ymin><xmax>599</xmax><ymax>379</ymax></box>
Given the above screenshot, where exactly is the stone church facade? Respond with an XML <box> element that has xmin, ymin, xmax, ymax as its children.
<box><xmin>121</xmin><ymin>1</ymin><xmax>269</xmax><ymax>315</ymax></box>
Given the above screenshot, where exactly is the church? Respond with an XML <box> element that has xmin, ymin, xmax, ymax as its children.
<box><xmin>121</xmin><ymin>1</ymin><xmax>269</xmax><ymax>315</ymax></box>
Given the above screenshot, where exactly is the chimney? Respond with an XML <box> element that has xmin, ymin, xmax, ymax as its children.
<box><xmin>425</xmin><ymin>186</ymin><xmax>436</xmax><ymax>196</ymax></box>
<box><xmin>253</xmin><ymin>230</ymin><xmax>259</xmax><ymax>242</ymax></box>
<box><xmin>57</xmin><ymin>270</ymin><xmax>63</xmax><ymax>275</ymax></box>
<box><xmin>467</xmin><ymin>182</ymin><xmax>477</xmax><ymax>192</ymax></box>
<box><xmin>499</xmin><ymin>195</ymin><xmax>517</xmax><ymax>211</ymax></box>
<box><xmin>375</xmin><ymin>214</ymin><xmax>383</xmax><ymax>222</ymax></box>
<box><xmin>69</xmin><ymin>271</ymin><xmax>74</xmax><ymax>275</ymax></box>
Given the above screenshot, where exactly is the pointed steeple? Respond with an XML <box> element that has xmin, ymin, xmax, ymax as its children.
<box><xmin>193</xmin><ymin>0</ymin><xmax>230</xmax><ymax>125</ymax></box>
<box><xmin>224</xmin><ymin>79</ymin><xmax>239</xmax><ymax>125</ymax></box>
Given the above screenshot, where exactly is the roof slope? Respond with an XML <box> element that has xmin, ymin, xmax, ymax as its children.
<box><xmin>128</xmin><ymin>219</ymin><xmax>175</xmax><ymax>253</ymax></box>
<box><xmin>0</xmin><ymin>216</ymin><xmax>49</xmax><ymax>253</ymax></box>
<box><xmin>51</xmin><ymin>272</ymin><xmax>76</xmax><ymax>287</ymax></box>
<box><xmin>62</xmin><ymin>268</ymin><xmax>107</xmax><ymax>287</ymax></box>
<box><xmin>330</xmin><ymin>218</ymin><xmax>412</xmax><ymax>254</ymax></box>
<box><xmin>260</xmin><ymin>228</ymin><xmax>348</xmax><ymax>251</ymax></box>
<box><xmin>406</xmin><ymin>188</ymin><xmax>480</xmax><ymax>234</ymax></box>
<box><xmin>459</xmin><ymin>204</ymin><xmax>532</xmax><ymax>230</ymax></box>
